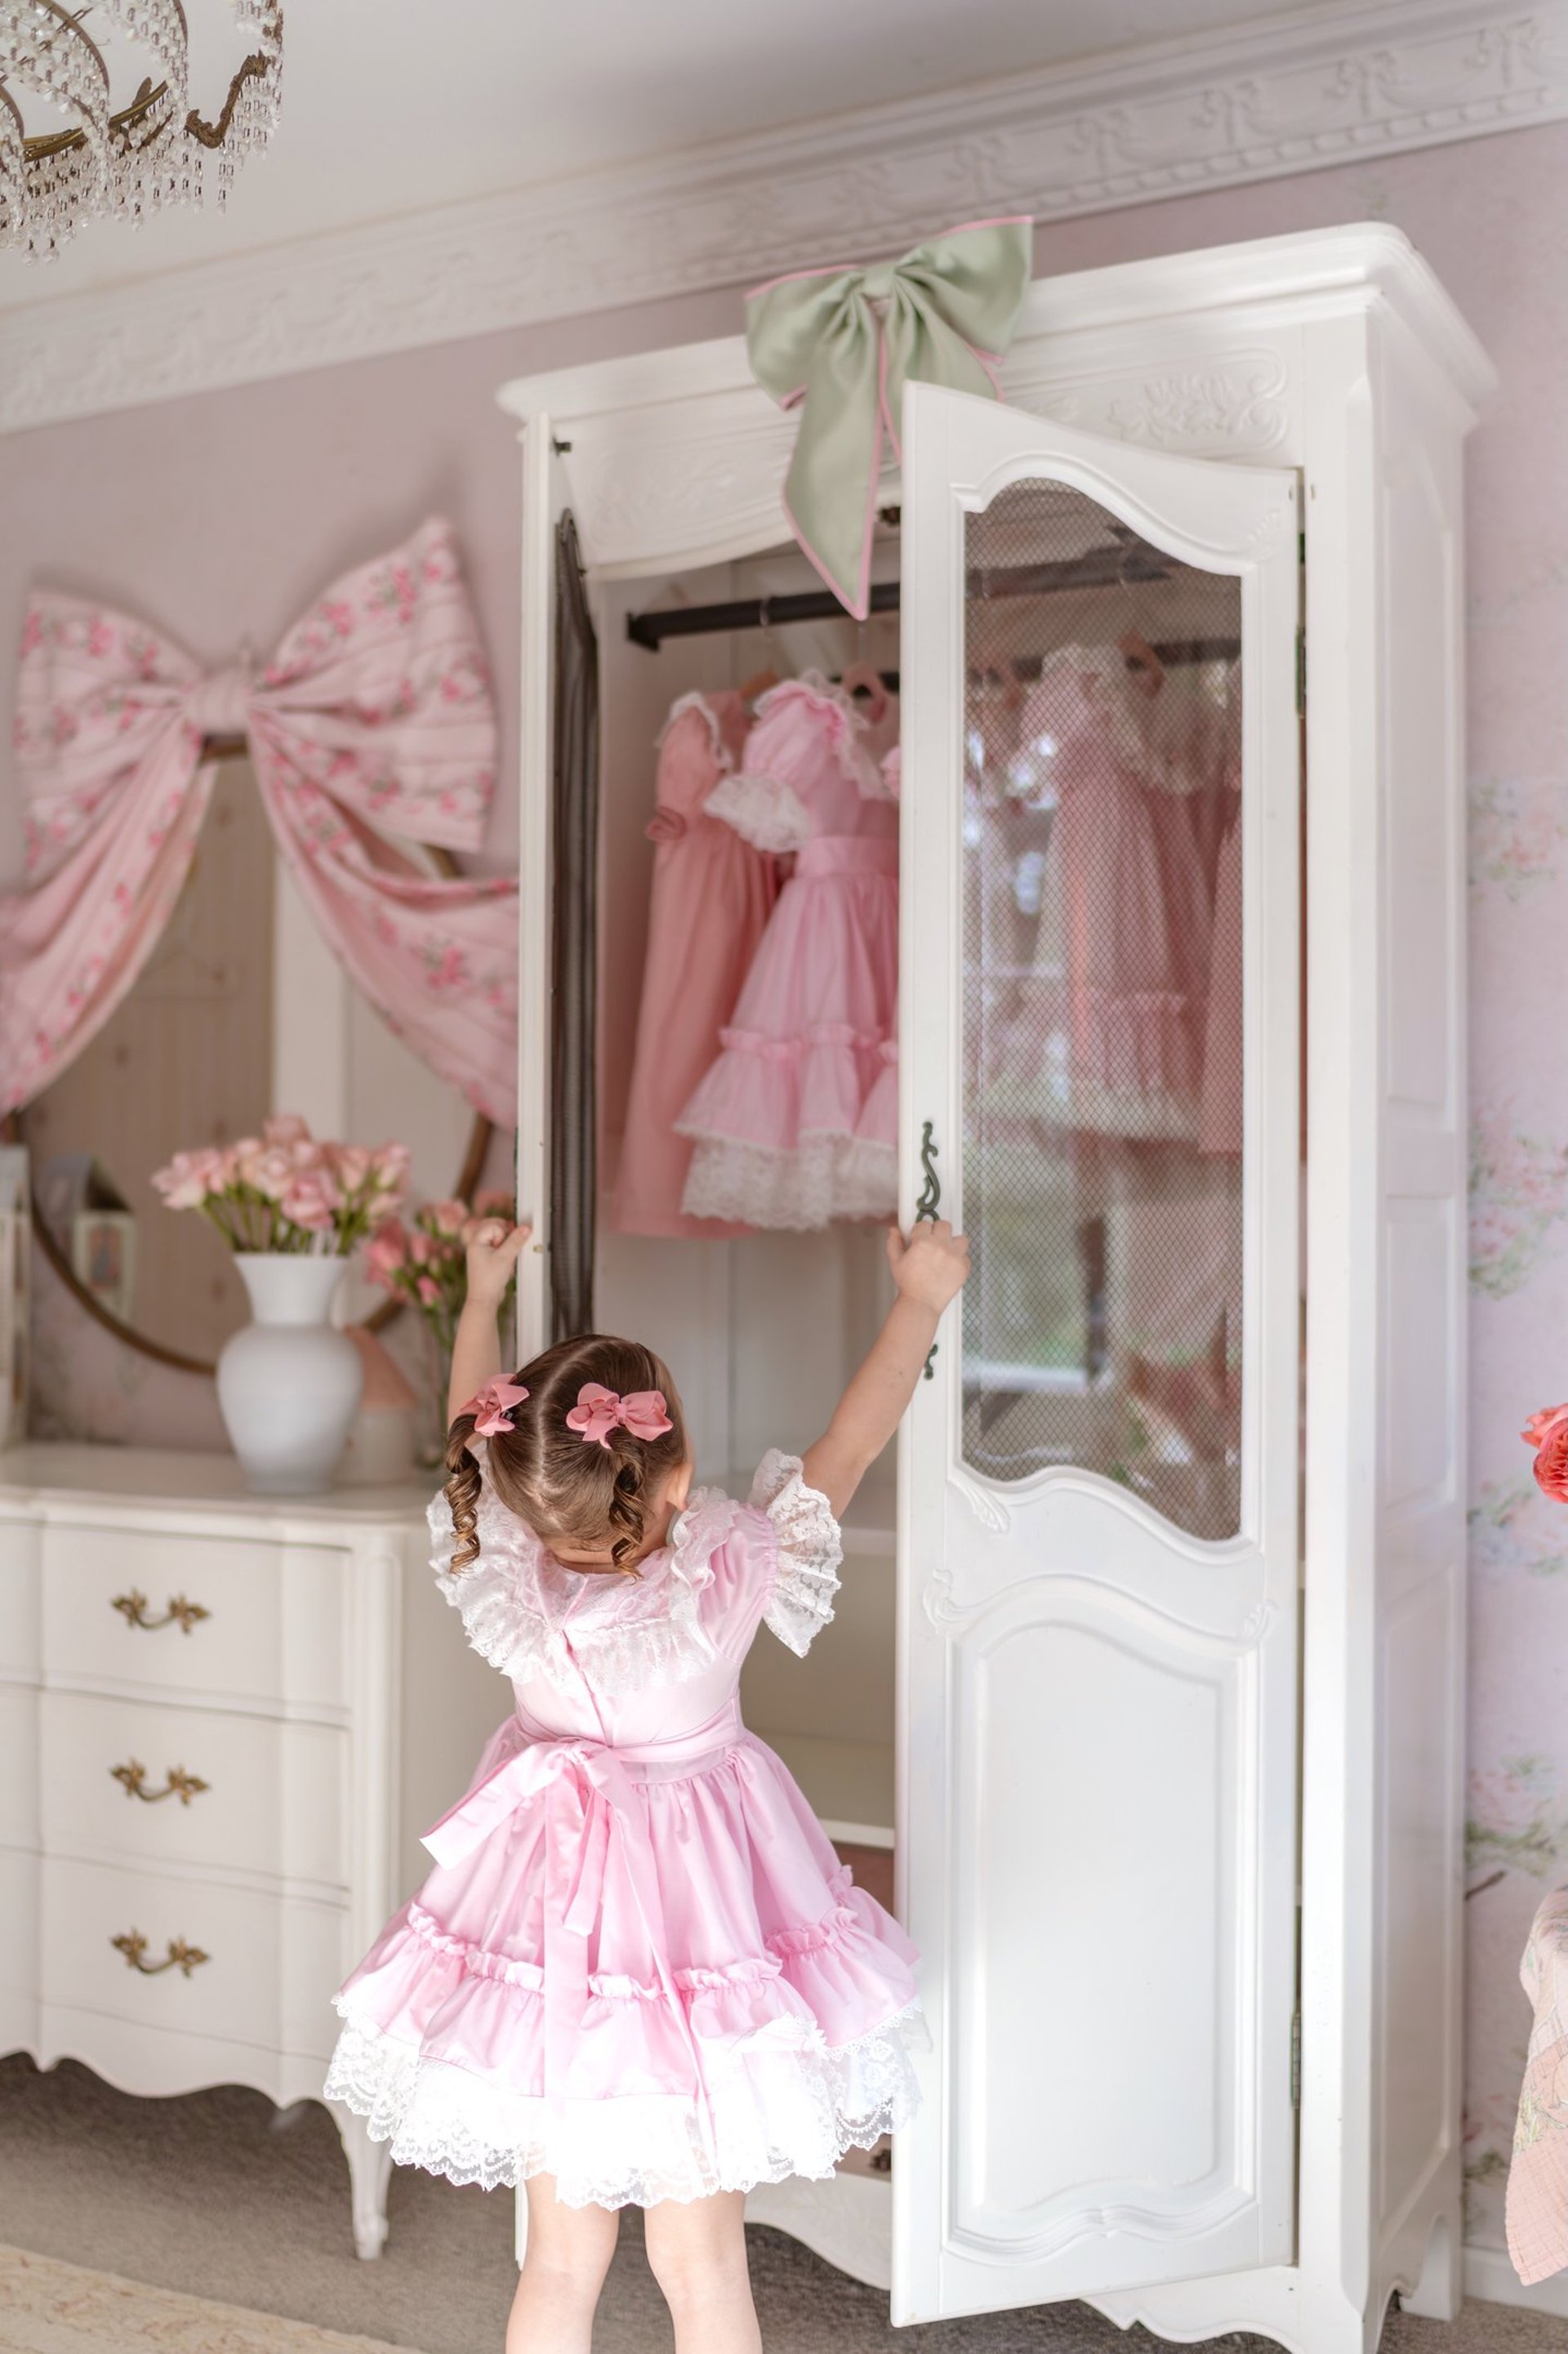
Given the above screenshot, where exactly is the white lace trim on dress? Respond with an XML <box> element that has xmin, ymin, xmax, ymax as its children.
<box><xmin>323</xmin><ymin>2000</ymin><xmax>925</xmax><ymax>2209</ymax></box>
<box><xmin>681</xmin><ymin>1132</ymin><xmax>897</xmax><ymax>1230</ymax></box>
<box><xmin>656</xmin><ymin>689</ymin><xmax>737</xmax><ymax>772</ymax></box>
<box><xmin>751</xmin><ymin>1448</ymin><xmax>841</xmax><ymax>1656</ymax></box>
<box><xmin>704</xmin><ymin>768</ymin><xmax>813</xmax><ymax>854</ymax></box>
<box><xmin>428</xmin><ymin>1473</ymin><xmax>742</xmax><ymax>1696</ymax></box>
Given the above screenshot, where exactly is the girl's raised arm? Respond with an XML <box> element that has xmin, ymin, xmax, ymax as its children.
<box><xmin>447</xmin><ymin>1220</ymin><xmax>532</xmax><ymax>1426</ymax></box>
<box><xmin>801</xmin><ymin>1219</ymin><xmax>970</xmax><ymax>1517</ymax></box>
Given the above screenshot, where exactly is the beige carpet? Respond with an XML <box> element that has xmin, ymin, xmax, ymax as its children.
<box><xmin>2</xmin><ymin>2055</ymin><xmax>1566</xmax><ymax>2352</ymax></box>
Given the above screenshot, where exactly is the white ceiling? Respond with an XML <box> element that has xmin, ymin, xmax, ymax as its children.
<box><xmin>0</xmin><ymin>0</ymin><xmax>1318</xmax><ymax>310</ymax></box>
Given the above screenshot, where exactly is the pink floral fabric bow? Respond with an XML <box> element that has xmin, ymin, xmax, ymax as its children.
<box><xmin>2</xmin><ymin>517</ymin><xmax>517</xmax><ymax>1122</ymax></box>
<box><xmin>466</xmin><ymin>1379</ymin><xmax>531</xmax><ymax>1438</ymax></box>
<box><xmin>566</xmin><ymin>1382</ymin><xmax>674</xmax><ymax>1450</ymax></box>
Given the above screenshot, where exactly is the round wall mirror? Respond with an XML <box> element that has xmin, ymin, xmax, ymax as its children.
<box><xmin>10</xmin><ymin>751</ymin><xmax>492</xmax><ymax>1376</ymax></box>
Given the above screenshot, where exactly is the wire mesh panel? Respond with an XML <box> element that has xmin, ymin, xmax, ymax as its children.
<box><xmin>960</xmin><ymin>480</ymin><xmax>1245</xmax><ymax>1541</ymax></box>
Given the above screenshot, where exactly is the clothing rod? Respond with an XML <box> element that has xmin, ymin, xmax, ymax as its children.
<box><xmin>623</xmin><ymin>548</ymin><xmax>1178</xmax><ymax>650</ymax></box>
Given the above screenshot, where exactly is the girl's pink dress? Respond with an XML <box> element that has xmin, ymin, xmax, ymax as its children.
<box><xmin>676</xmin><ymin>675</ymin><xmax>901</xmax><ymax>1229</ymax></box>
<box><xmin>614</xmin><ymin>693</ymin><xmax>779</xmax><ymax>1237</ymax></box>
<box><xmin>324</xmin><ymin>1449</ymin><xmax>922</xmax><ymax>2209</ymax></box>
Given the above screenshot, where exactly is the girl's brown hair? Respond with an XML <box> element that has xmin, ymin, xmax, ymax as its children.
<box><xmin>443</xmin><ymin>1333</ymin><xmax>687</xmax><ymax>1579</ymax></box>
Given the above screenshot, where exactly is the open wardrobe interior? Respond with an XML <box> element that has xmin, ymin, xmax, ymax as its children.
<box><xmin>501</xmin><ymin>224</ymin><xmax>1490</xmax><ymax>2344</ymax></box>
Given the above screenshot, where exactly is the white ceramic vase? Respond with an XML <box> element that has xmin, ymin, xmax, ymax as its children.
<box><xmin>217</xmin><ymin>1254</ymin><xmax>365</xmax><ymax>1496</ymax></box>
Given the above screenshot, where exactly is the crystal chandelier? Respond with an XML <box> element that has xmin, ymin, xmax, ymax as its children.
<box><xmin>0</xmin><ymin>2</ymin><xmax>283</xmax><ymax>259</ymax></box>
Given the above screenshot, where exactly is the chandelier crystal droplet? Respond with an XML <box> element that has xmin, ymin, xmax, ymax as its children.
<box><xmin>0</xmin><ymin>1</ymin><xmax>283</xmax><ymax>259</ymax></box>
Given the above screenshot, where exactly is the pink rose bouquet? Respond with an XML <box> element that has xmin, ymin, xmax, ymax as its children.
<box><xmin>152</xmin><ymin>1115</ymin><xmax>408</xmax><ymax>1256</ymax></box>
<box><xmin>364</xmin><ymin>1188</ymin><xmax>514</xmax><ymax>1361</ymax></box>
<box><xmin>1523</xmin><ymin>1402</ymin><xmax>1568</xmax><ymax>1504</ymax></box>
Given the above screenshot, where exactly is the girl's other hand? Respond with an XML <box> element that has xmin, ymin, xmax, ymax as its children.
<box><xmin>886</xmin><ymin>1217</ymin><xmax>970</xmax><ymax>1313</ymax></box>
<box><xmin>462</xmin><ymin>1218</ymin><xmax>531</xmax><ymax>1309</ymax></box>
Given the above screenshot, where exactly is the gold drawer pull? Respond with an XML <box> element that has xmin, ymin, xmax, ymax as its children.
<box><xmin>111</xmin><ymin>1589</ymin><xmax>210</xmax><ymax>1634</ymax></box>
<box><xmin>111</xmin><ymin>1929</ymin><xmax>210</xmax><ymax>1978</ymax></box>
<box><xmin>109</xmin><ymin>1759</ymin><xmax>210</xmax><ymax>1807</ymax></box>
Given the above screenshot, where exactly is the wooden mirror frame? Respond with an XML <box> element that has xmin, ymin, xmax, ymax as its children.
<box><xmin>3</xmin><ymin>732</ymin><xmax>497</xmax><ymax>1379</ymax></box>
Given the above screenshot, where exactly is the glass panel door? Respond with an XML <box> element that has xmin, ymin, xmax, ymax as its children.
<box><xmin>960</xmin><ymin>484</ymin><xmax>1244</xmax><ymax>1541</ymax></box>
<box><xmin>894</xmin><ymin>385</ymin><xmax>1300</xmax><ymax>2325</ymax></box>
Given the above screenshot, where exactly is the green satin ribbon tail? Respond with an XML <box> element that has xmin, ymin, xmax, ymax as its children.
<box><xmin>746</xmin><ymin>218</ymin><xmax>1034</xmax><ymax>618</ymax></box>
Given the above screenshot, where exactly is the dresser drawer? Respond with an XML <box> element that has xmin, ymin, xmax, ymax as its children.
<box><xmin>41</xmin><ymin>1525</ymin><xmax>348</xmax><ymax>1714</ymax></box>
<box><xmin>40</xmin><ymin>1692</ymin><xmax>347</xmax><ymax>1891</ymax></box>
<box><xmin>0</xmin><ymin>1681</ymin><xmax>38</xmax><ymax>1850</ymax></box>
<box><xmin>42</xmin><ymin>1856</ymin><xmax>349</xmax><ymax>2059</ymax></box>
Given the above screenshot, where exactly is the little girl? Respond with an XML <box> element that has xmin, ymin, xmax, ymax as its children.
<box><xmin>326</xmin><ymin>1212</ymin><xmax>969</xmax><ymax>2353</ymax></box>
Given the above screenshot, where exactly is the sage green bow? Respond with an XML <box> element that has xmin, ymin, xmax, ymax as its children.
<box><xmin>746</xmin><ymin>216</ymin><xmax>1034</xmax><ymax>619</ymax></box>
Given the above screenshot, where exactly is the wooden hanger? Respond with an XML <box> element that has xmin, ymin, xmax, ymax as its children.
<box><xmin>738</xmin><ymin>666</ymin><xmax>779</xmax><ymax>704</ymax></box>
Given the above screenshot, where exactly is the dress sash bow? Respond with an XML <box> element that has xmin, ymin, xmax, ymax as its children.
<box><xmin>423</xmin><ymin>1728</ymin><xmax>724</xmax><ymax>2148</ymax></box>
<box><xmin>746</xmin><ymin>216</ymin><xmax>1034</xmax><ymax>620</ymax></box>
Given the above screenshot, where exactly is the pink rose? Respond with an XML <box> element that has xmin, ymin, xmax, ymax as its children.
<box><xmin>280</xmin><ymin>1168</ymin><xmax>341</xmax><ymax>1233</ymax></box>
<box><xmin>249</xmin><ymin>1146</ymin><xmax>297</xmax><ymax>1202</ymax></box>
<box><xmin>408</xmin><ymin>1231</ymin><xmax>438</xmax><ymax>1267</ymax></box>
<box><xmin>474</xmin><ymin>1188</ymin><xmax>514</xmax><ymax>1219</ymax></box>
<box><xmin>416</xmin><ymin>1275</ymin><xmax>440</xmax><ymax>1305</ymax></box>
<box><xmin>1524</xmin><ymin>1402</ymin><xmax>1568</xmax><ymax>1502</ymax></box>
<box><xmin>365</xmin><ymin>1220</ymin><xmax>410</xmax><ymax>1289</ymax></box>
<box><xmin>428</xmin><ymin>1198</ymin><xmax>468</xmax><ymax>1238</ymax></box>
<box><xmin>264</xmin><ymin>1113</ymin><xmax>313</xmax><ymax>1148</ymax></box>
<box><xmin>330</xmin><ymin>1144</ymin><xmax>372</xmax><ymax>1193</ymax></box>
<box><xmin>152</xmin><ymin>1148</ymin><xmax>219</xmax><ymax>1210</ymax></box>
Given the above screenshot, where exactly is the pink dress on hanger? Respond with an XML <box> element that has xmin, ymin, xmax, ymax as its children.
<box><xmin>1018</xmin><ymin>649</ymin><xmax>1208</xmax><ymax>1140</ymax></box>
<box><xmin>615</xmin><ymin>693</ymin><xmax>778</xmax><ymax>1237</ymax></box>
<box><xmin>325</xmin><ymin>1449</ymin><xmax>922</xmax><ymax>2209</ymax></box>
<box><xmin>676</xmin><ymin>674</ymin><xmax>900</xmax><ymax>1229</ymax></box>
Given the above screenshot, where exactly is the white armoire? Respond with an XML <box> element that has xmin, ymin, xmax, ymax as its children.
<box><xmin>497</xmin><ymin>225</ymin><xmax>1491</xmax><ymax>2352</ymax></box>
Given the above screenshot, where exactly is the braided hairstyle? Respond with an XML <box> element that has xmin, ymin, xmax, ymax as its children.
<box><xmin>443</xmin><ymin>1333</ymin><xmax>688</xmax><ymax>1580</ymax></box>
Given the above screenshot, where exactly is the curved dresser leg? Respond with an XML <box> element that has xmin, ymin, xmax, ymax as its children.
<box><xmin>327</xmin><ymin>2100</ymin><xmax>393</xmax><ymax>2259</ymax></box>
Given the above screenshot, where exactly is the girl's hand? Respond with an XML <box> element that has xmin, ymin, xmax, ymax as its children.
<box><xmin>462</xmin><ymin>1218</ymin><xmax>531</xmax><ymax>1311</ymax></box>
<box><xmin>886</xmin><ymin>1217</ymin><xmax>970</xmax><ymax>1313</ymax></box>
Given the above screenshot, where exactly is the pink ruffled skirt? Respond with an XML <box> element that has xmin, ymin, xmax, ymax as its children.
<box><xmin>325</xmin><ymin>1714</ymin><xmax>923</xmax><ymax>2209</ymax></box>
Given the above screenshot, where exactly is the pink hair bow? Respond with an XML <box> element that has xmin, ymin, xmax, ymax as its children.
<box><xmin>566</xmin><ymin>1381</ymin><xmax>673</xmax><ymax>1450</ymax></box>
<box><xmin>465</xmin><ymin>1378</ymin><xmax>530</xmax><ymax>1438</ymax></box>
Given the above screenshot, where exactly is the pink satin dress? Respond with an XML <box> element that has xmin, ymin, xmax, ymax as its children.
<box><xmin>614</xmin><ymin>692</ymin><xmax>779</xmax><ymax>1237</ymax></box>
<box><xmin>325</xmin><ymin>1448</ymin><xmax>922</xmax><ymax>2210</ymax></box>
<box><xmin>675</xmin><ymin>673</ymin><xmax>901</xmax><ymax>1229</ymax></box>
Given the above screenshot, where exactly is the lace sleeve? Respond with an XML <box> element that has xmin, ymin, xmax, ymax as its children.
<box><xmin>426</xmin><ymin>1468</ymin><xmax>553</xmax><ymax>1681</ymax></box>
<box><xmin>705</xmin><ymin>769</ymin><xmax>813</xmax><ymax>854</ymax></box>
<box><xmin>749</xmin><ymin>1448</ymin><xmax>841</xmax><ymax>1656</ymax></box>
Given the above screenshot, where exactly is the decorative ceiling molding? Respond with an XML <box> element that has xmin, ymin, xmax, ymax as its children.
<box><xmin>2</xmin><ymin>0</ymin><xmax>1564</xmax><ymax>435</ymax></box>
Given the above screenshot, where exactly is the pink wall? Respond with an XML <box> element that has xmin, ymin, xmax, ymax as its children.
<box><xmin>5</xmin><ymin>117</ymin><xmax>1568</xmax><ymax>2255</ymax></box>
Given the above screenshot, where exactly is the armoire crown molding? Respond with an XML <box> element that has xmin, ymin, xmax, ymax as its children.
<box><xmin>1</xmin><ymin>0</ymin><xmax>1562</xmax><ymax>436</ymax></box>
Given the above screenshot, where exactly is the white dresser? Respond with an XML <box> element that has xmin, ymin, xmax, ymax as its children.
<box><xmin>0</xmin><ymin>1443</ymin><xmax>498</xmax><ymax>2258</ymax></box>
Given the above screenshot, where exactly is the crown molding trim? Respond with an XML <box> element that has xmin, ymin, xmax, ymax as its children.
<box><xmin>1</xmin><ymin>0</ymin><xmax>1562</xmax><ymax>436</ymax></box>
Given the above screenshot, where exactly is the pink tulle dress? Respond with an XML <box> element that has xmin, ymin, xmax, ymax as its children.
<box><xmin>675</xmin><ymin>674</ymin><xmax>901</xmax><ymax>1229</ymax></box>
<box><xmin>614</xmin><ymin>693</ymin><xmax>779</xmax><ymax>1238</ymax></box>
<box><xmin>324</xmin><ymin>1449</ymin><xmax>922</xmax><ymax>2210</ymax></box>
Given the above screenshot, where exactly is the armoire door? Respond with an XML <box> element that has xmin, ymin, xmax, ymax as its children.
<box><xmin>893</xmin><ymin>383</ymin><xmax>1301</xmax><ymax>2324</ymax></box>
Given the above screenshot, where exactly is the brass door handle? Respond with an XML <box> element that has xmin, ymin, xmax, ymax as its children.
<box><xmin>109</xmin><ymin>1759</ymin><xmax>209</xmax><ymax>1806</ymax></box>
<box><xmin>111</xmin><ymin>1929</ymin><xmax>210</xmax><ymax>1977</ymax></box>
<box><xmin>110</xmin><ymin>1589</ymin><xmax>210</xmax><ymax>1634</ymax></box>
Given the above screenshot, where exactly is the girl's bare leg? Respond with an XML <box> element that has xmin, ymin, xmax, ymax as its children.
<box><xmin>506</xmin><ymin>2173</ymin><xmax>619</xmax><ymax>2354</ymax></box>
<box><xmin>643</xmin><ymin>2188</ymin><xmax>761</xmax><ymax>2354</ymax></box>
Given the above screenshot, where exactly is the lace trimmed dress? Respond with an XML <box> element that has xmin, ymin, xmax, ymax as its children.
<box><xmin>613</xmin><ymin>691</ymin><xmax>779</xmax><ymax>1239</ymax></box>
<box><xmin>324</xmin><ymin>1448</ymin><xmax>923</xmax><ymax>2209</ymax></box>
<box><xmin>675</xmin><ymin>672</ymin><xmax>901</xmax><ymax>1228</ymax></box>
